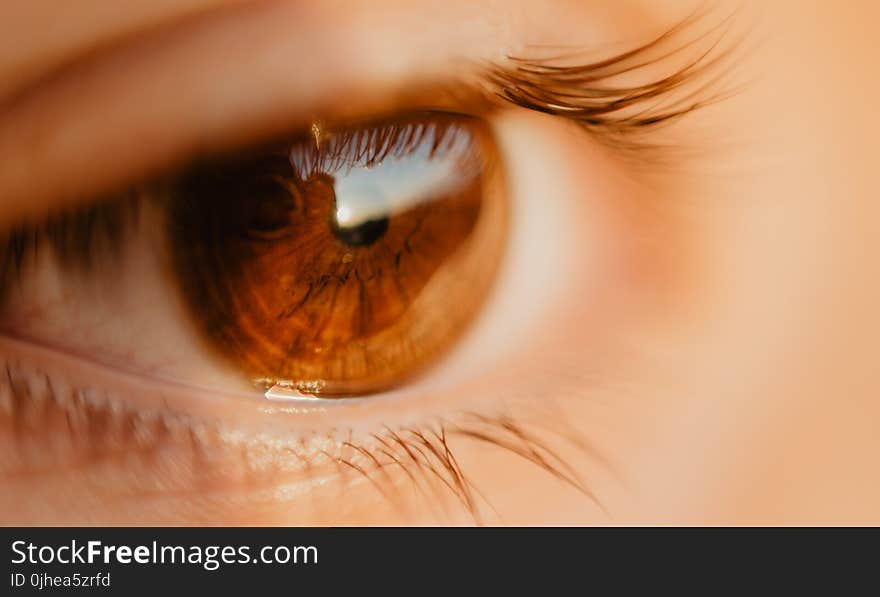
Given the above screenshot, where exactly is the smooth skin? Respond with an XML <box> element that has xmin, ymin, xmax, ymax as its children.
<box><xmin>0</xmin><ymin>0</ymin><xmax>878</xmax><ymax>524</ymax></box>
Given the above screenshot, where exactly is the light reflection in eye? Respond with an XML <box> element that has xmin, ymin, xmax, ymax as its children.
<box><xmin>311</xmin><ymin>122</ymin><xmax>482</xmax><ymax>229</ymax></box>
<box><xmin>166</xmin><ymin>113</ymin><xmax>508</xmax><ymax>399</ymax></box>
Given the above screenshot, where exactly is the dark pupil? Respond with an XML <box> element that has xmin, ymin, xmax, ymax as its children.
<box><xmin>332</xmin><ymin>215</ymin><xmax>390</xmax><ymax>247</ymax></box>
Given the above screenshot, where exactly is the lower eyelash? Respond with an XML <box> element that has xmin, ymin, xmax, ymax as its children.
<box><xmin>1</xmin><ymin>351</ymin><xmax>602</xmax><ymax>523</ymax></box>
<box><xmin>338</xmin><ymin>417</ymin><xmax>604</xmax><ymax>524</ymax></box>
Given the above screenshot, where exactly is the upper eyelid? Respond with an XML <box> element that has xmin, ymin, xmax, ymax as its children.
<box><xmin>0</xmin><ymin>0</ymin><xmax>508</xmax><ymax>229</ymax></box>
<box><xmin>0</xmin><ymin>1</ymin><xmax>733</xmax><ymax>230</ymax></box>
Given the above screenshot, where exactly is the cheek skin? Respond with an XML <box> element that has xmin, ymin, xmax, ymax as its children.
<box><xmin>584</xmin><ymin>1</ymin><xmax>880</xmax><ymax>523</ymax></box>
<box><xmin>439</xmin><ymin>1</ymin><xmax>880</xmax><ymax>525</ymax></box>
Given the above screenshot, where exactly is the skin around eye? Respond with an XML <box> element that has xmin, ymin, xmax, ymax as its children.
<box><xmin>4</xmin><ymin>0</ymin><xmax>879</xmax><ymax>529</ymax></box>
<box><xmin>166</xmin><ymin>114</ymin><xmax>507</xmax><ymax>397</ymax></box>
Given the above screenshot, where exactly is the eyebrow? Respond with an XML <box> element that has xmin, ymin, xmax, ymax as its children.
<box><xmin>0</xmin><ymin>1</ymin><xmax>736</xmax><ymax>229</ymax></box>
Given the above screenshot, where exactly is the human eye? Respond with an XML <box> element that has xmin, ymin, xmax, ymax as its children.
<box><xmin>0</xmin><ymin>2</ymin><xmax>741</xmax><ymax>524</ymax></box>
<box><xmin>166</xmin><ymin>113</ymin><xmax>507</xmax><ymax>399</ymax></box>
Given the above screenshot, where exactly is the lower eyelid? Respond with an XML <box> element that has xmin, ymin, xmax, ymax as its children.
<box><xmin>0</xmin><ymin>334</ymin><xmax>427</xmax><ymax>513</ymax></box>
<box><xmin>2</xmin><ymin>334</ymin><xmax>567</xmax><ymax>524</ymax></box>
<box><xmin>0</xmin><ymin>333</ymin><xmax>379</xmax><ymax>436</ymax></box>
<box><xmin>0</xmin><ymin>332</ymin><xmax>524</xmax><ymax>468</ymax></box>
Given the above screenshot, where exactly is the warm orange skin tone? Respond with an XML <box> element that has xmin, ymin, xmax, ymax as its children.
<box><xmin>0</xmin><ymin>0</ymin><xmax>878</xmax><ymax>525</ymax></box>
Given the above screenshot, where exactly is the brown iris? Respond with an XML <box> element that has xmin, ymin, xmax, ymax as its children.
<box><xmin>166</xmin><ymin>114</ymin><xmax>506</xmax><ymax>397</ymax></box>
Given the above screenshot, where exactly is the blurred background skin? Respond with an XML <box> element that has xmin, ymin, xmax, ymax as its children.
<box><xmin>0</xmin><ymin>0</ymin><xmax>877</xmax><ymax>524</ymax></box>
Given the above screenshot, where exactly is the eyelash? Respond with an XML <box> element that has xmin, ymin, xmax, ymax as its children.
<box><xmin>0</xmin><ymin>117</ymin><xmax>475</xmax><ymax>284</ymax></box>
<box><xmin>290</xmin><ymin>116</ymin><xmax>472</xmax><ymax>178</ymax></box>
<box><xmin>0</xmin><ymin>6</ymin><xmax>736</xmax><ymax>280</ymax></box>
<box><xmin>1</xmin><ymin>352</ymin><xmax>597</xmax><ymax>523</ymax></box>
<box><xmin>0</xmin><ymin>9</ymin><xmax>736</xmax><ymax>521</ymax></box>
<box><xmin>0</xmin><ymin>191</ymin><xmax>139</xmax><ymax>291</ymax></box>
<box><xmin>488</xmin><ymin>6</ymin><xmax>741</xmax><ymax>148</ymax></box>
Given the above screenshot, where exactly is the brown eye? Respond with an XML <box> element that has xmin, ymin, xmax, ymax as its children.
<box><xmin>167</xmin><ymin>114</ymin><xmax>506</xmax><ymax>397</ymax></box>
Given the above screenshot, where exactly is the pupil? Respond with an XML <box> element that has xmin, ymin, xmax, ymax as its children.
<box><xmin>332</xmin><ymin>215</ymin><xmax>389</xmax><ymax>247</ymax></box>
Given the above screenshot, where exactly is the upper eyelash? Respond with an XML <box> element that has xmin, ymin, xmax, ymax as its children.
<box><xmin>0</xmin><ymin>116</ymin><xmax>476</xmax><ymax>286</ymax></box>
<box><xmin>0</xmin><ymin>191</ymin><xmax>140</xmax><ymax>295</ymax></box>
<box><xmin>0</xmin><ymin>7</ymin><xmax>739</xmax><ymax>261</ymax></box>
<box><xmin>289</xmin><ymin>116</ymin><xmax>470</xmax><ymax>179</ymax></box>
<box><xmin>486</xmin><ymin>6</ymin><xmax>743</xmax><ymax>145</ymax></box>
